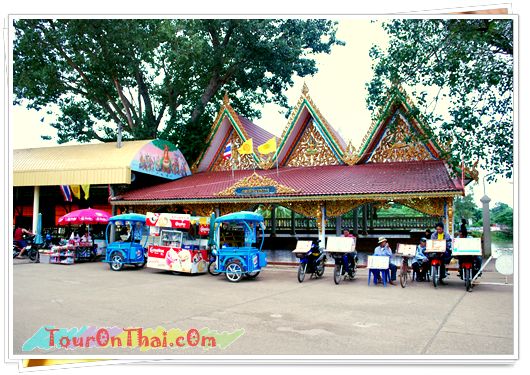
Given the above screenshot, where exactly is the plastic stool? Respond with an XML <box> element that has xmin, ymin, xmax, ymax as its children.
<box><xmin>368</xmin><ymin>268</ymin><xmax>390</xmax><ymax>286</ymax></box>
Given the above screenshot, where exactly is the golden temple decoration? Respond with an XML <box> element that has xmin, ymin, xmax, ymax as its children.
<box><xmin>219</xmin><ymin>203</ymin><xmax>255</xmax><ymax>215</ymax></box>
<box><xmin>185</xmin><ymin>204</ymin><xmax>217</xmax><ymax>217</ymax></box>
<box><xmin>258</xmin><ymin>156</ymin><xmax>275</xmax><ymax>170</ymax></box>
<box><xmin>216</xmin><ymin>172</ymin><xmax>299</xmax><ymax>196</ymax></box>
<box><xmin>211</xmin><ymin>131</ymin><xmax>255</xmax><ymax>172</ymax></box>
<box><xmin>341</xmin><ymin>141</ymin><xmax>360</xmax><ymax>166</ymax></box>
<box><xmin>447</xmin><ymin>198</ymin><xmax>454</xmax><ymax>233</ymax></box>
<box><xmin>395</xmin><ymin>197</ymin><xmax>445</xmax><ymax>217</ymax></box>
<box><xmin>325</xmin><ymin>199</ymin><xmax>374</xmax><ymax>218</ymax></box>
<box><xmin>302</xmin><ymin>82</ymin><xmax>309</xmax><ymax>95</ymax></box>
<box><xmin>285</xmin><ymin>202</ymin><xmax>321</xmax><ymax>219</ymax></box>
<box><xmin>285</xmin><ymin>122</ymin><xmax>341</xmax><ymax>167</ymax></box>
<box><xmin>223</xmin><ymin>92</ymin><xmax>230</xmax><ymax>106</ymax></box>
<box><xmin>368</xmin><ymin>116</ymin><xmax>434</xmax><ymax>163</ymax></box>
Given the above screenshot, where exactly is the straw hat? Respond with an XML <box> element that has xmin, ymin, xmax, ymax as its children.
<box><xmin>378</xmin><ymin>237</ymin><xmax>387</xmax><ymax>243</ymax></box>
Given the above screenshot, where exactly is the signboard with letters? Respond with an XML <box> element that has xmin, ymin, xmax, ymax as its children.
<box><xmin>326</xmin><ymin>236</ymin><xmax>356</xmax><ymax>253</ymax></box>
<box><xmin>425</xmin><ymin>239</ymin><xmax>446</xmax><ymax>253</ymax></box>
<box><xmin>367</xmin><ymin>255</ymin><xmax>390</xmax><ymax>269</ymax></box>
<box><xmin>452</xmin><ymin>238</ymin><xmax>482</xmax><ymax>256</ymax></box>
<box><xmin>234</xmin><ymin>186</ymin><xmax>277</xmax><ymax>196</ymax></box>
<box><xmin>396</xmin><ymin>243</ymin><xmax>417</xmax><ymax>257</ymax></box>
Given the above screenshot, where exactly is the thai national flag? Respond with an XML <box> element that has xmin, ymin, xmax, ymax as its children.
<box><xmin>60</xmin><ymin>185</ymin><xmax>73</xmax><ymax>202</ymax></box>
<box><xmin>223</xmin><ymin>143</ymin><xmax>232</xmax><ymax>160</ymax></box>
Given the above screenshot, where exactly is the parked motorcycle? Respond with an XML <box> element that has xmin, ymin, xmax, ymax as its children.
<box><xmin>456</xmin><ymin>255</ymin><xmax>482</xmax><ymax>292</ymax></box>
<box><xmin>13</xmin><ymin>234</ymin><xmax>40</xmax><ymax>263</ymax></box>
<box><xmin>427</xmin><ymin>252</ymin><xmax>445</xmax><ymax>288</ymax></box>
<box><xmin>296</xmin><ymin>240</ymin><xmax>327</xmax><ymax>283</ymax></box>
<box><xmin>330</xmin><ymin>250</ymin><xmax>358</xmax><ymax>285</ymax></box>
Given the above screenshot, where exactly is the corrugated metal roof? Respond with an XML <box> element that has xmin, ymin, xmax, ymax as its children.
<box><xmin>13</xmin><ymin>140</ymin><xmax>152</xmax><ymax>186</ymax></box>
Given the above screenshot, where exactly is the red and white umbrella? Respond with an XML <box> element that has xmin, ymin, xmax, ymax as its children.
<box><xmin>57</xmin><ymin>208</ymin><xmax>111</xmax><ymax>225</ymax></box>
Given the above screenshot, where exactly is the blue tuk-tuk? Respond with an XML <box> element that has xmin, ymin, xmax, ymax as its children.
<box><xmin>103</xmin><ymin>213</ymin><xmax>148</xmax><ymax>271</ymax></box>
<box><xmin>212</xmin><ymin>211</ymin><xmax>267</xmax><ymax>282</ymax></box>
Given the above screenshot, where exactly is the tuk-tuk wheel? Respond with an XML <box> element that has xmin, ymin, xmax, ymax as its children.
<box><xmin>225</xmin><ymin>262</ymin><xmax>243</xmax><ymax>282</ymax></box>
<box><xmin>246</xmin><ymin>271</ymin><xmax>260</xmax><ymax>279</ymax></box>
<box><xmin>110</xmin><ymin>253</ymin><xmax>124</xmax><ymax>271</ymax></box>
<box><xmin>134</xmin><ymin>261</ymin><xmax>146</xmax><ymax>269</ymax></box>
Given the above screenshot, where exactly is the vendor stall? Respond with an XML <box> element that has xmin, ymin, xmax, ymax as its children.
<box><xmin>145</xmin><ymin>212</ymin><xmax>209</xmax><ymax>274</ymax></box>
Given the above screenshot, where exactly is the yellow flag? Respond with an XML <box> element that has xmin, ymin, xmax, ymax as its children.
<box><xmin>81</xmin><ymin>184</ymin><xmax>90</xmax><ymax>200</ymax></box>
<box><xmin>258</xmin><ymin>137</ymin><xmax>277</xmax><ymax>155</ymax></box>
<box><xmin>70</xmin><ymin>185</ymin><xmax>81</xmax><ymax>200</ymax></box>
<box><xmin>238</xmin><ymin>138</ymin><xmax>253</xmax><ymax>155</ymax></box>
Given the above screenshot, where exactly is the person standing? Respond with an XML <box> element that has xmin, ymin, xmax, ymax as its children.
<box><xmin>460</xmin><ymin>219</ymin><xmax>468</xmax><ymax>238</ymax></box>
<box><xmin>431</xmin><ymin>222</ymin><xmax>452</xmax><ymax>285</ymax></box>
<box><xmin>374</xmin><ymin>237</ymin><xmax>397</xmax><ymax>285</ymax></box>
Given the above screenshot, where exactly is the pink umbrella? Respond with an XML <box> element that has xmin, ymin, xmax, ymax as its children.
<box><xmin>57</xmin><ymin>208</ymin><xmax>111</xmax><ymax>225</ymax></box>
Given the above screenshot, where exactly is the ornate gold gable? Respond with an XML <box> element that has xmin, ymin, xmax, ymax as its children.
<box><xmin>211</xmin><ymin>131</ymin><xmax>256</xmax><ymax>172</ymax></box>
<box><xmin>216</xmin><ymin>172</ymin><xmax>299</xmax><ymax>196</ymax></box>
<box><xmin>368</xmin><ymin>115</ymin><xmax>434</xmax><ymax>163</ymax></box>
<box><xmin>285</xmin><ymin>122</ymin><xmax>341</xmax><ymax>167</ymax></box>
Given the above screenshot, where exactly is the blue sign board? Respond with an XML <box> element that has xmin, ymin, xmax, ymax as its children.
<box><xmin>234</xmin><ymin>186</ymin><xmax>277</xmax><ymax>196</ymax></box>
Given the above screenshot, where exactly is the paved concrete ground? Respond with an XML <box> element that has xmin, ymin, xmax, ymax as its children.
<box><xmin>12</xmin><ymin>256</ymin><xmax>515</xmax><ymax>357</ymax></box>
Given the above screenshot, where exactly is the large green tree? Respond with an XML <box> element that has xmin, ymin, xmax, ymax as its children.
<box><xmin>14</xmin><ymin>19</ymin><xmax>342</xmax><ymax>162</ymax></box>
<box><xmin>367</xmin><ymin>19</ymin><xmax>513</xmax><ymax>180</ymax></box>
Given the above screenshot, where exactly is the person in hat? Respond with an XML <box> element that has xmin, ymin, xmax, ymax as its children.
<box><xmin>374</xmin><ymin>237</ymin><xmax>397</xmax><ymax>285</ymax></box>
<box><xmin>412</xmin><ymin>237</ymin><xmax>430</xmax><ymax>281</ymax></box>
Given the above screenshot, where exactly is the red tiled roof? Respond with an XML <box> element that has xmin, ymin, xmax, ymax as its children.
<box><xmin>237</xmin><ymin>115</ymin><xmax>276</xmax><ymax>146</ymax></box>
<box><xmin>116</xmin><ymin>160</ymin><xmax>461</xmax><ymax>202</ymax></box>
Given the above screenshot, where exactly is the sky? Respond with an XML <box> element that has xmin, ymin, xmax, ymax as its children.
<box><xmin>10</xmin><ymin>18</ymin><xmax>514</xmax><ymax>209</ymax></box>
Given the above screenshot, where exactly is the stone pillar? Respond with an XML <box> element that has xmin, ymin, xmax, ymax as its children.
<box><xmin>481</xmin><ymin>195</ymin><xmax>492</xmax><ymax>258</ymax></box>
<box><xmin>352</xmin><ymin>208</ymin><xmax>359</xmax><ymax>235</ymax></box>
<box><xmin>271</xmin><ymin>204</ymin><xmax>277</xmax><ymax>236</ymax></box>
<box><xmin>290</xmin><ymin>209</ymin><xmax>296</xmax><ymax>235</ymax></box>
<box><xmin>335</xmin><ymin>215</ymin><xmax>342</xmax><ymax>236</ymax></box>
<box><xmin>32</xmin><ymin>186</ymin><xmax>40</xmax><ymax>233</ymax></box>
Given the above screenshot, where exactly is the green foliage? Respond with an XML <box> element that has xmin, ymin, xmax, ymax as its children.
<box><xmin>14</xmin><ymin>19</ymin><xmax>343</xmax><ymax>163</ymax></box>
<box><xmin>454</xmin><ymin>187</ymin><xmax>482</xmax><ymax>225</ymax></box>
<box><xmin>490</xmin><ymin>202</ymin><xmax>513</xmax><ymax>227</ymax></box>
<box><xmin>376</xmin><ymin>203</ymin><xmax>427</xmax><ymax>218</ymax></box>
<box><xmin>367</xmin><ymin>19</ymin><xmax>513</xmax><ymax>181</ymax></box>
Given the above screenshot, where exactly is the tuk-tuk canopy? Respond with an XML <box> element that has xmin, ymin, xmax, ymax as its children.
<box><xmin>109</xmin><ymin>213</ymin><xmax>146</xmax><ymax>223</ymax></box>
<box><xmin>214</xmin><ymin>211</ymin><xmax>263</xmax><ymax>224</ymax></box>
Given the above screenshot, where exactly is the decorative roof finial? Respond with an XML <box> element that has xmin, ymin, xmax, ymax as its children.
<box><xmin>223</xmin><ymin>92</ymin><xmax>230</xmax><ymax>105</ymax></box>
<box><xmin>302</xmin><ymin>82</ymin><xmax>309</xmax><ymax>96</ymax></box>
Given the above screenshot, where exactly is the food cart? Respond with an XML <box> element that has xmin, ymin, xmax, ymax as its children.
<box><xmin>145</xmin><ymin>212</ymin><xmax>209</xmax><ymax>274</ymax></box>
<box><xmin>51</xmin><ymin>208</ymin><xmax>110</xmax><ymax>265</ymax></box>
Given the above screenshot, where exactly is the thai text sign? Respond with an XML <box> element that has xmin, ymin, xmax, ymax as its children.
<box><xmin>234</xmin><ymin>186</ymin><xmax>277</xmax><ymax>196</ymax></box>
<box><xmin>425</xmin><ymin>239</ymin><xmax>446</xmax><ymax>253</ymax></box>
<box><xmin>326</xmin><ymin>236</ymin><xmax>356</xmax><ymax>253</ymax></box>
<box><xmin>453</xmin><ymin>238</ymin><xmax>482</xmax><ymax>256</ymax></box>
<box><xmin>146</xmin><ymin>212</ymin><xmax>191</xmax><ymax>229</ymax></box>
<box><xmin>367</xmin><ymin>255</ymin><xmax>390</xmax><ymax>269</ymax></box>
<box><xmin>397</xmin><ymin>244</ymin><xmax>417</xmax><ymax>257</ymax></box>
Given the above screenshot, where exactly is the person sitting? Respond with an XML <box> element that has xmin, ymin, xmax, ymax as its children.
<box><xmin>412</xmin><ymin>237</ymin><xmax>430</xmax><ymax>281</ymax></box>
<box><xmin>431</xmin><ymin>222</ymin><xmax>452</xmax><ymax>285</ymax></box>
<box><xmin>374</xmin><ymin>237</ymin><xmax>397</xmax><ymax>285</ymax></box>
<box><xmin>13</xmin><ymin>224</ymin><xmax>33</xmax><ymax>258</ymax></box>
<box><xmin>81</xmin><ymin>231</ymin><xmax>92</xmax><ymax>243</ymax></box>
<box><xmin>69</xmin><ymin>230</ymin><xmax>80</xmax><ymax>243</ymax></box>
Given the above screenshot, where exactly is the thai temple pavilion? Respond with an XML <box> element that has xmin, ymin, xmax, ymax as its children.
<box><xmin>112</xmin><ymin>84</ymin><xmax>477</xmax><ymax>249</ymax></box>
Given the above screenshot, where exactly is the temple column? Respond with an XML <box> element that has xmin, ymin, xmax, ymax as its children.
<box><xmin>318</xmin><ymin>203</ymin><xmax>326</xmax><ymax>246</ymax></box>
<box><xmin>481</xmin><ymin>195</ymin><xmax>492</xmax><ymax>258</ymax></box>
<box><xmin>290</xmin><ymin>209</ymin><xmax>296</xmax><ymax>235</ymax></box>
<box><xmin>352</xmin><ymin>208</ymin><xmax>359</xmax><ymax>235</ymax></box>
<box><xmin>271</xmin><ymin>204</ymin><xmax>277</xmax><ymax>236</ymax></box>
<box><xmin>369</xmin><ymin>204</ymin><xmax>374</xmax><ymax>231</ymax></box>
<box><xmin>335</xmin><ymin>215</ymin><xmax>342</xmax><ymax>236</ymax></box>
<box><xmin>362</xmin><ymin>204</ymin><xmax>368</xmax><ymax>235</ymax></box>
